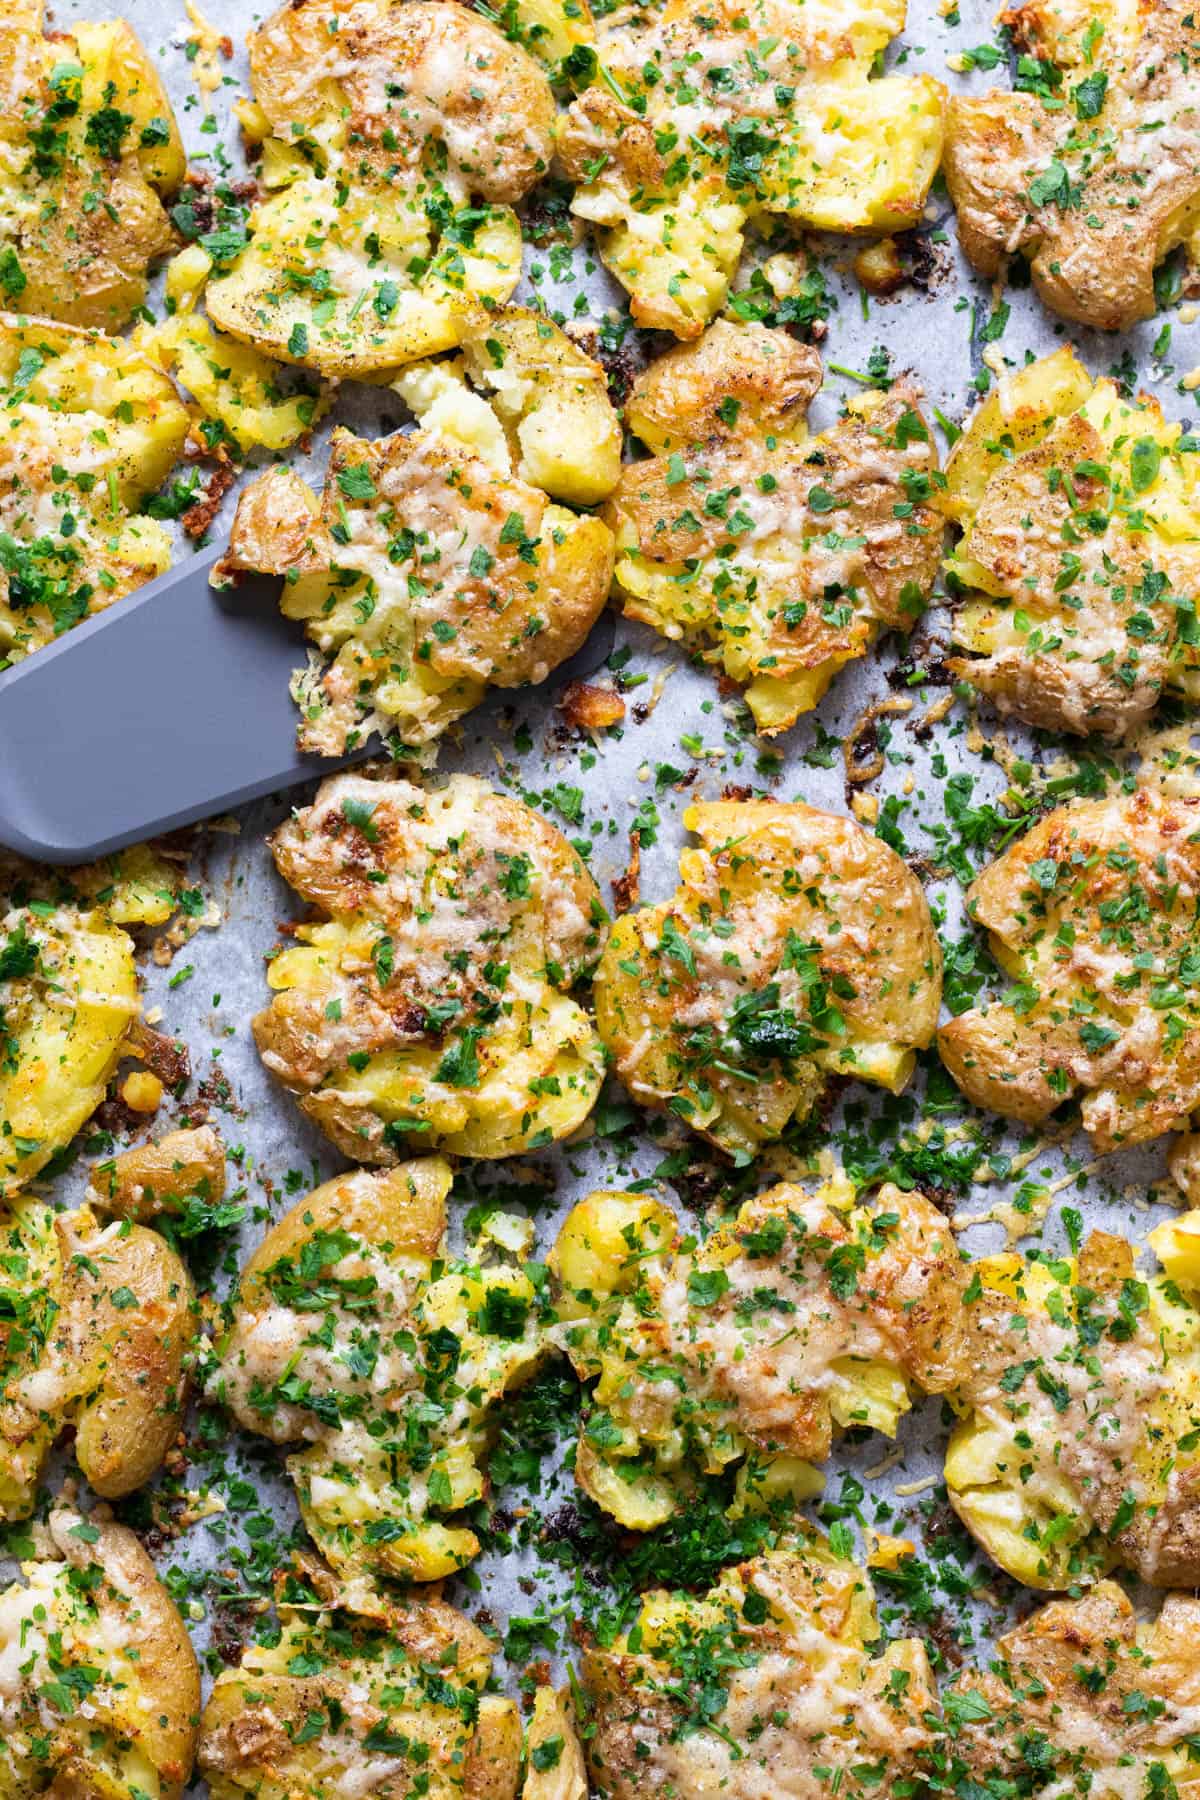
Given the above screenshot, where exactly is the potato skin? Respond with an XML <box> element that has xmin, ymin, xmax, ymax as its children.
<box><xmin>217</xmin><ymin>1157</ymin><xmax>545</xmax><ymax>1585</ymax></box>
<box><xmin>608</xmin><ymin>325</ymin><xmax>942</xmax><ymax>731</ymax></box>
<box><xmin>596</xmin><ymin>798</ymin><xmax>941</xmax><ymax>1155</ymax></box>
<box><xmin>939</xmin><ymin>788</ymin><xmax>1200</xmax><ymax>1150</ymax></box>
<box><xmin>0</xmin><ymin>1203</ymin><xmax>195</xmax><ymax>1515</ymax></box>
<box><xmin>944</xmin><ymin>7</ymin><xmax>1200</xmax><ymax>329</ymax></box>
<box><xmin>553</xmin><ymin>1178</ymin><xmax>967</xmax><ymax>1528</ymax></box>
<box><xmin>252</xmin><ymin>773</ymin><xmax>606</xmax><ymax>1161</ymax></box>
<box><xmin>86</xmin><ymin>1125</ymin><xmax>227</xmax><ymax>1221</ymax></box>
<box><xmin>201</xmin><ymin>1597</ymin><xmax>519</xmax><ymax>1800</ymax></box>
<box><xmin>0</xmin><ymin>1506</ymin><xmax>199</xmax><ymax>1799</ymax></box>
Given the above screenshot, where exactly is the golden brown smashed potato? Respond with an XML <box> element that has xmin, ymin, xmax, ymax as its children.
<box><xmin>608</xmin><ymin>322</ymin><xmax>943</xmax><ymax>730</ymax></box>
<box><xmin>206</xmin><ymin>0</ymin><xmax>552</xmax><ymax>375</ymax></box>
<box><xmin>217</xmin><ymin>310</ymin><xmax>617</xmax><ymax>755</ymax></box>
<box><xmin>945</xmin><ymin>2</ymin><xmax>1200</xmax><ymax>329</ymax></box>
<box><xmin>551</xmin><ymin>1173</ymin><xmax>965</xmax><ymax>1528</ymax></box>
<box><xmin>943</xmin><ymin>347</ymin><xmax>1200</xmax><ymax>736</ymax></box>
<box><xmin>596</xmin><ymin>798</ymin><xmax>942</xmax><ymax>1157</ymax></box>
<box><xmin>201</xmin><ymin>1589</ymin><xmax>521</xmax><ymax>1800</ymax></box>
<box><xmin>946</xmin><ymin>1583</ymin><xmax>1200</xmax><ymax>1799</ymax></box>
<box><xmin>0</xmin><ymin>4</ymin><xmax>185</xmax><ymax>331</ymax></box>
<box><xmin>945</xmin><ymin>1211</ymin><xmax>1200</xmax><ymax>1588</ymax></box>
<box><xmin>0</xmin><ymin>1506</ymin><xmax>199</xmax><ymax>1798</ymax></box>
<box><xmin>215</xmin><ymin>1156</ymin><xmax>545</xmax><ymax>1585</ymax></box>
<box><xmin>0</xmin><ymin>1200</ymin><xmax>194</xmax><ymax>1518</ymax></box>
<box><xmin>86</xmin><ymin>1124</ymin><xmax>227</xmax><ymax>1222</ymax></box>
<box><xmin>939</xmin><ymin>787</ymin><xmax>1200</xmax><ymax>1150</ymax></box>
<box><xmin>582</xmin><ymin>1536</ymin><xmax>939</xmax><ymax>1800</ymax></box>
<box><xmin>254</xmin><ymin>773</ymin><xmax>606</xmax><ymax>1161</ymax></box>
<box><xmin>0</xmin><ymin>314</ymin><xmax>190</xmax><ymax>664</ymax></box>
<box><xmin>559</xmin><ymin>0</ymin><xmax>944</xmax><ymax>337</ymax></box>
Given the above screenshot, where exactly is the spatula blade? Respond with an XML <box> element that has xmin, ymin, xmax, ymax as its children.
<box><xmin>0</xmin><ymin>548</ymin><xmax>323</xmax><ymax>864</ymax></box>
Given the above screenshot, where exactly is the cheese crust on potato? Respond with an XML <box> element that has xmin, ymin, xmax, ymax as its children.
<box><xmin>216</xmin><ymin>309</ymin><xmax>617</xmax><ymax>755</ymax></box>
<box><xmin>944</xmin><ymin>1213</ymin><xmax>1200</xmax><ymax>1589</ymax></box>
<box><xmin>0</xmin><ymin>1200</ymin><xmax>194</xmax><ymax>1519</ymax></box>
<box><xmin>0</xmin><ymin>1507</ymin><xmax>199</xmax><ymax>1799</ymax></box>
<box><xmin>581</xmin><ymin>1537</ymin><xmax>939</xmax><ymax>1800</ymax></box>
<box><xmin>254</xmin><ymin>774</ymin><xmax>606</xmax><ymax>1161</ymax></box>
<box><xmin>944</xmin><ymin>0</ymin><xmax>1200</xmax><ymax>330</ymax></box>
<box><xmin>0</xmin><ymin>4</ymin><xmax>185</xmax><ymax>331</ymax></box>
<box><xmin>558</xmin><ymin>0</ymin><xmax>944</xmax><ymax>337</ymax></box>
<box><xmin>550</xmin><ymin>1176</ymin><xmax>965</xmax><ymax>1528</ymax></box>
<box><xmin>595</xmin><ymin>798</ymin><xmax>942</xmax><ymax>1157</ymax></box>
<box><xmin>206</xmin><ymin>0</ymin><xmax>553</xmax><ymax>375</ymax></box>
<box><xmin>939</xmin><ymin>787</ymin><xmax>1200</xmax><ymax>1150</ymax></box>
<box><xmin>607</xmin><ymin>322</ymin><xmax>943</xmax><ymax>731</ymax></box>
<box><xmin>215</xmin><ymin>1157</ymin><xmax>545</xmax><ymax>1584</ymax></box>
<box><xmin>201</xmin><ymin>1592</ymin><xmax>523</xmax><ymax>1800</ymax></box>
<box><xmin>946</xmin><ymin>1583</ymin><xmax>1200</xmax><ymax>1800</ymax></box>
<box><xmin>942</xmin><ymin>347</ymin><xmax>1200</xmax><ymax>737</ymax></box>
<box><xmin>0</xmin><ymin>315</ymin><xmax>190</xmax><ymax>665</ymax></box>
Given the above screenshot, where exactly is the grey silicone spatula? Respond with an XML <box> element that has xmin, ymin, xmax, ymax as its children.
<box><xmin>0</xmin><ymin>547</ymin><xmax>337</xmax><ymax>864</ymax></box>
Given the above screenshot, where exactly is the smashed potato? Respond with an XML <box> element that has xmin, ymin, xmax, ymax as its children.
<box><xmin>943</xmin><ymin>347</ymin><xmax>1200</xmax><ymax>737</ymax></box>
<box><xmin>216</xmin><ymin>309</ymin><xmax>617</xmax><ymax>755</ymax></box>
<box><xmin>0</xmin><ymin>314</ymin><xmax>190</xmax><ymax>664</ymax></box>
<box><xmin>0</xmin><ymin>5</ymin><xmax>185</xmax><ymax>330</ymax></box>
<box><xmin>206</xmin><ymin>0</ymin><xmax>553</xmax><ymax>375</ymax></box>
<box><xmin>939</xmin><ymin>787</ymin><xmax>1200</xmax><ymax>1150</ymax></box>
<box><xmin>254</xmin><ymin>774</ymin><xmax>606</xmax><ymax>1160</ymax></box>
<box><xmin>944</xmin><ymin>1214</ymin><xmax>1200</xmax><ymax>1589</ymax></box>
<box><xmin>0</xmin><ymin>1507</ymin><xmax>199</xmax><ymax>1799</ymax></box>
<box><xmin>596</xmin><ymin>798</ymin><xmax>942</xmax><ymax>1157</ymax></box>
<box><xmin>201</xmin><ymin>1590</ymin><xmax>522</xmax><ymax>1800</ymax></box>
<box><xmin>945</xmin><ymin>1583</ymin><xmax>1200</xmax><ymax>1800</ymax></box>
<box><xmin>945</xmin><ymin>2</ymin><xmax>1200</xmax><ymax>330</ymax></box>
<box><xmin>550</xmin><ymin>1175</ymin><xmax>965</xmax><ymax>1528</ymax></box>
<box><xmin>608</xmin><ymin>322</ymin><xmax>943</xmax><ymax>730</ymax></box>
<box><xmin>0</xmin><ymin>1200</ymin><xmax>194</xmax><ymax>1518</ymax></box>
<box><xmin>215</xmin><ymin>1157</ymin><xmax>545</xmax><ymax>1584</ymax></box>
<box><xmin>581</xmin><ymin>1537</ymin><xmax>939</xmax><ymax>1800</ymax></box>
<box><xmin>559</xmin><ymin>0</ymin><xmax>944</xmax><ymax>337</ymax></box>
<box><xmin>85</xmin><ymin>1124</ymin><xmax>227</xmax><ymax>1223</ymax></box>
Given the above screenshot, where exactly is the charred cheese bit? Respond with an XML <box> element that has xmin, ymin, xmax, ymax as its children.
<box><xmin>253</xmin><ymin>773</ymin><xmax>606</xmax><ymax>1160</ymax></box>
<box><xmin>595</xmin><ymin>797</ymin><xmax>942</xmax><ymax>1156</ymax></box>
<box><xmin>0</xmin><ymin>1201</ymin><xmax>194</xmax><ymax>1517</ymax></box>
<box><xmin>942</xmin><ymin>347</ymin><xmax>1200</xmax><ymax>738</ymax></box>
<box><xmin>945</xmin><ymin>2</ymin><xmax>1200</xmax><ymax>330</ymax></box>
<box><xmin>557</xmin><ymin>0</ymin><xmax>944</xmax><ymax>337</ymax></box>
<box><xmin>939</xmin><ymin>787</ymin><xmax>1200</xmax><ymax>1150</ymax></box>
<box><xmin>215</xmin><ymin>1158</ymin><xmax>545</xmax><ymax>1584</ymax></box>
<box><xmin>581</xmin><ymin>1538</ymin><xmax>939</xmax><ymax>1800</ymax></box>
<box><xmin>0</xmin><ymin>6</ymin><xmax>185</xmax><ymax>332</ymax></box>
<box><xmin>608</xmin><ymin>322</ymin><xmax>944</xmax><ymax>730</ymax></box>
<box><xmin>205</xmin><ymin>0</ymin><xmax>554</xmax><ymax>376</ymax></box>
<box><xmin>215</xmin><ymin>310</ymin><xmax>617</xmax><ymax>756</ymax></box>
<box><xmin>0</xmin><ymin>1508</ymin><xmax>199</xmax><ymax>1799</ymax></box>
<box><xmin>551</xmin><ymin>1177</ymin><xmax>967</xmax><ymax>1529</ymax></box>
<box><xmin>200</xmin><ymin>1594</ymin><xmax>520</xmax><ymax>1800</ymax></box>
<box><xmin>0</xmin><ymin>315</ymin><xmax>190</xmax><ymax>665</ymax></box>
<box><xmin>944</xmin><ymin>1217</ymin><xmax>1200</xmax><ymax>1589</ymax></box>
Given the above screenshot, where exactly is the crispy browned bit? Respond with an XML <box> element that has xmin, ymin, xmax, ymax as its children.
<box><xmin>853</xmin><ymin>237</ymin><xmax>906</xmax><ymax>295</ymax></box>
<box><xmin>128</xmin><ymin>1020</ymin><xmax>192</xmax><ymax>1090</ymax></box>
<box><xmin>558</xmin><ymin>680</ymin><xmax>626</xmax><ymax>733</ymax></box>
<box><xmin>182</xmin><ymin>463</ymin><xmax>236</xmax><ymax>541</ymax></box>
<box><xmin>844</xmin><ymin>696</ymin><xmax>914</xmax><ymax>784</ymax></box>
<box><xmin>611</xmin><ymin>831</ymin><xmax>641</xmax><ymax>915</ymax></box>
